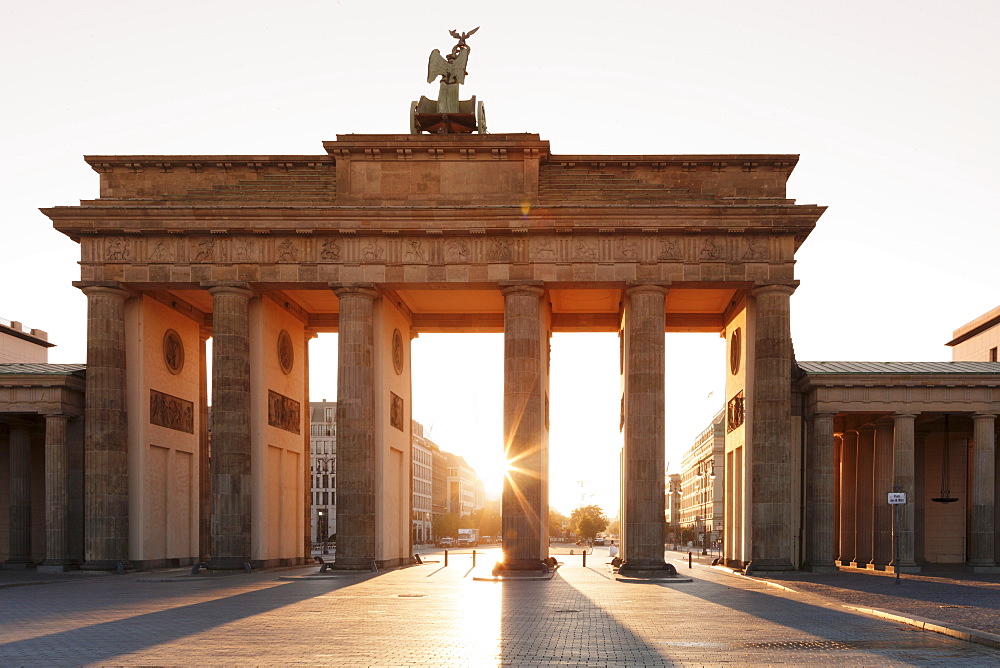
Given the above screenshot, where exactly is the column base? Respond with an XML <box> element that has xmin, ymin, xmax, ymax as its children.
<box><xmin>208</xmin><ymin>557</ymin><xmax>253</xmax><ymax>571</ymax></box>
<box><xmin>805</xmin><ymin>562</ymin><xmax>838</xmax><ymax>573</ymax></box>
<box><xmin>38</xmin><ymin>560</ymin><xmax>80</xmax><ymax>573</ymax></box>
<box><xmin>2</xmin><ymin>559</ymin><xmax>34</xmax><ymax>570</ymax></box>
<box><xmin>495</xmin><ymin>558</ymin><xmax>551</xmax><ymax>572</ymax></box>
<box><xmin>81</xmin><ymin>559</ymin><xmax>133</xmax><ymax>572</ymax></box>
<box><xmin>617</xmin><ymin>559</ymin><xmax>672</xmax><ymax>577</ymax></box>
<box><xmin>746</xmin><ymin>559</ymin><xmax>795</xmax><ymax>573</ymax></box>
<box><xmin>967</xmin><ymin>564</ymin><xmax>1000</xmax><ymax>574</ymax></box>
<box><xmin>866</xmin><ymin>562</ymin><xmax>889</xmax><ymax>571</ymax></box>
<box><xmin>885</xmin><ymin>564</ymin><xmax>921</xmax><ymax>574</ymax></box>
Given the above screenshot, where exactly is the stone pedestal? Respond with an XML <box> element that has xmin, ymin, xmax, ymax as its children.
<box><xmin>80</xmin><ymin>284</ymin><xmax>131</xmax><ymax>571</ymax></box>
<box><xmin>207</xmin><ymin>284</ymin><xmax>254</xmax><ymax>569</ymax></box>
<box><xmin>749</xmin><ymin>284</ymin><xmax>796</xmax><ymax>570</ymax></box>
<box><xmin>619</xmin><ymin>285</ymin><xmax>668</xmax><ymax>573</ymax></box>
<box><xmin>333</xmin><ymin>285</ymin><xmax>378</xmax><ymax>569</ymax></box>
<box><xmin>499</xmin><ymin>283</ymin><xmax>550</xmax><ymax>571</ymax></box>
<box><xmin>806</xmin><ymin>413</ymin><xmax>836</xmax><ymax>571</ymax></box>
<box><xmin>5</xmin><ymin>425</ymin><xmax>33</xmax><ymax>568</ymax></box>
<box><xmin>968</xmin><ymin>414</ymin><xmax>996</xmax><ymax>568</ymax></box>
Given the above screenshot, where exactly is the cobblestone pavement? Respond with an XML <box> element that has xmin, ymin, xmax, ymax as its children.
<box><xmin>1</xmin><ymin>547</ymin><xmax>999</xmax><ymax>666</ymax></box>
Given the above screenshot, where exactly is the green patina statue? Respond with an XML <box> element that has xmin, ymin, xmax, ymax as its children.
<box><xmin>411</xmin><ymin>28</ymin><xmax>486</xmax><ymax>134</ymax></box>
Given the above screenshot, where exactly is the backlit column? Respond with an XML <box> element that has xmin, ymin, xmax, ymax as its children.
<box><xmin>750</xmin><ymin>284</ymin><xmax>796</xmax><ymax>569</ymax></box>
<box><xmin>5</xmin><ymin>425</ymin><xmax>32</xmax><ymax>567</ymax></box>
<box><xmin>871</xmin><ymin>421</ymin><xmax>894</xmax><ymax>568</ymax></box>
<box><xmin>79</xmin><ymin>283</ymin><xmax>130</xmax><ymax>570</ymax></box>
<box><xmin>620</xmin><ymin>284</ymin><xmax>668</xmax><ymax>572</ymax></box>
<box><xmin>198</xmin><ymin>327</ymin><xmax>211</xmax><ymax>562</ymax></box>
<box><xmin>969</xmin><ymin>413</ymin><xmax>996</xmax><ymax>568</ymax></box>
<box><xmin>838</xmin><ymin>430</ymin><xmax>858</xmax><ymax>566</ymax></box>
<box><xmin>892</xmin><ymin>413</ymin><xmax>918</xmax><ymax>571</ymax></box>
<box><xmin>806</xmin><ymin>413</ymin><xmax>836</xmax><ymax>571</ymax></box>
<box><xmin>853</xmin><ymin>426</ymin><xmax>875</xmax><ymax>568</ymax></box>
<box><xmin>333</xmin><ymin>284</ymin><xmax>378</xmax><ymax>569</ymax></box>
<box><xmin>42</xmin><ymin>415</ymin><xmax>72</xmax><ymax>568</ymax></box>
<box><xmin>208</xmin><ymin>283</ymin><xmax>254</xmax><ymax>569</ymax></box>
<box><xmin>500</xmin><ymin>283</ymin><xmax>550</xmax><ymax>570</ymax></box>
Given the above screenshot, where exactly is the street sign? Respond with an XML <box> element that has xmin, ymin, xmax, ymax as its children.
<box><xmin>888</xmin><ymin>492</ymin><xmax>907</xmax><ymax>505</ymax></box>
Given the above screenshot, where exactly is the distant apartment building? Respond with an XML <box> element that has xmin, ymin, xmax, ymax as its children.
<box><xmin>308</xmin><ymin>402</ymin><xmax>484</xmax><ymax>546</ymax></box>
<box><xmin>680</xmin><ymin>408</ymin><xmax>725</xmax><ymax>547</ymax></box>
<box><xmin>665</xmin><ymin>473</ymin><xmax>682</xmax><ymax>540</ymax></box>
<box><xmin>0</xmin><ymin>317</ymin><xmax>53</xmax><ymax>363</ymax></box>
<box><xmin>947</xmin><ymin>305</ymin><xmax>1000</xmax><ymax>361</ymax></box>
<box><xmin>309</xmin><ymin>400</ymin><xmax>337</xmax><ymax>543</ymax></box>
<box><xmin>411</xmin><ymin>421</ymin><xmax>434</xmax><ymax>544</ymax></box>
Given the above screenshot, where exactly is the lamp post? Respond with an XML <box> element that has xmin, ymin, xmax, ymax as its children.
<box><xmin>317</xmin><ymin>509</ymin><xmax>328</xmax><ymax>555</ymax></box>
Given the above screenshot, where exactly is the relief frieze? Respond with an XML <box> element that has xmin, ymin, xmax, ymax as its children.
<box><xmin>320</xmin><ymin>239</ymin><xmax>342</xmax><ymax>261</ymax></box>
<box><xmin>532</xmin><ymin>239</ymin><xmax>556</xmax><ymax>260</ymax></box>
<box><xmin>232</xmin><ymin>238</ymin><xmax>257</xmax><ymax>262</ymax></box>
<box><xmin>150</xmin><ymin>389</ymin><xmax>194</xmax><ymax>434</ymax></box>
<box><xmin>105</xmin><ymin>237</ymin><xmax>132</xmax><ymax>262</ymax></box>
<box><xmin>361</xmin><ymin>240</ymin><xmax>385</xmax><ymax>262</ymax></box>
<box><xmin>658</xmin><ymin>238</ymin><xmax>681</xmax><ymax>260</ymax></box>
<box><xmin>488</xmin><ymin>239</ymin><xmax>513</xmax><ymax>262</ymax></box>
<box><xmin>193</xmin><ymin>239</ymin><xmax>216</xmax><ymax>262</ymax></box>
<box><xmin>148</xmin><ymin>239</ymin><xmax>174</xmax><ymax>262</ymax></box>
<box><xmin>742</xmin><ymin>237</ymin><xmax>767</xmax><ymax>260</ymax></box>
<box><xmin>267</xmin><ymin>389</ymin><xmax>301</xmax><ymax>434</ymax></box>
<box><xmin>277</xmin><ymin>238</ymin><xmax>299</xmax><ymax>262</ymax></box>
<box><xmin>574</xmin><ymin>241</ymin><xmax>597</xmax><ymax>260</ymax></box>
<box><xmin>447</xmin><ymin>240</ymin><xmax>470</xmax><ymax>262</ymax></box>
<box><xmin>404</xmin><ymin>239</ymin><xmax>425</xmax><ymax>262</ymax></box>
<box><xmin>618</xmin><ymin>236</ymin><xmax>639</xmax><ymax>260</ymax></box>
<box><xmin>700</xmin><ymin>237</ymin><xmax>723</xmax><ymax>260</ymax></box>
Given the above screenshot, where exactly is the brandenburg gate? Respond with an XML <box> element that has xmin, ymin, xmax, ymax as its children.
<box><xmin>42</xmin><ymin>34</ymin><xmax>825</xmax><ymax>573</ymax></box>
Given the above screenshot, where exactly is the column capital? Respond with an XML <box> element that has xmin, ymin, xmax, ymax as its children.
<box><xmin>74</xmin><ymin>282</ymin><xmax>130</xmax><ymax>299</ymax></box>
<box><xmin>811</xmin><ymin>412</ymin><xmax>838</xmax><ymax>420</ymax></box>
<box><xmin>204</xmin><ymin>282</ymin><xmax>255</xmax><ymax>298</ymax></box>
<box><xmin>750</xmin><ymin>281</ymin><xmax>798</xmax><ymax>298</ymax></box>
<box><xmin>330</xmin><ymin>282</ymin><xmax>378</xmax><ymax>300</ymax></box>
<box><xmin>972</xmin><ymin>413</ymin><xmax>997</xmax><ymax>421</ymax></box>
<box><xmin>499</xmin><ymin>280</ymin><xmax>545</xmax><ymax>298</ymax></box>
<box><xmin>893</xmin><ymin>412</ymin><xmax>919</xmax><ymax>421</ymax></box>
<box><xmin>624</xmin><ymin>283</ymin><xmax>670</xmax><ymax>298</ymax></box>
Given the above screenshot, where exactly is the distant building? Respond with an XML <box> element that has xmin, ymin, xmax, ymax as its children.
<box><xmin>445</xmin><ymin>451</ymin><xmax>481</xmax><ymax>517</ymax></box>
<box><xmin>665</xmin><ymin>473</ymin><xmax>682</xmax><ymax>540</ymax></box>
<box><xmin>411</xmin><ymin>421</ymin><xmax>433</xmax><ymax>544</ymax></box>
<box><xmin>947</xmin><ymin>305</ymin><xmax>1000</xmax><ymax>362</ymax></box>
<box><xmin>680</xmin><ymin>409</ymin><xmax>725</xmax><ymax>548</ymax></box>
<box><xmin>309</xmin><ymin>401</ymin><xmax>337</xmax><ymax>544</ymax></box>
<box><xmin>0</xmin><ymin>317</ymin><xmax>53</xmax><ymax>363</ymax></box>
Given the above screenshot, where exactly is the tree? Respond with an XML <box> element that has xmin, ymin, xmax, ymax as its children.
<box><xmin>433</xmin><ymin>512</ymin><xmax>459</xmax><ymax>539</ymax></box>
<box><xmin>464</xmin><ymin>500</ymin><xmax>501</xmax><ymax>537</ymax></box>
<box><xmin>568</xmin><ymin>504</ymin><xmax>609</xmax><ymax>541</ymax></box>
<box><xmin>548</xmin><ymin>508</ymin><xmax>569</xmax><ymax>538</ymax></box>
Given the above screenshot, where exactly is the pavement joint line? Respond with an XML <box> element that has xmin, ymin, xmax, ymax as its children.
<box><xmin>714</xmin><ymin>563</ymin><xmax>1000</xmax><ymax>651</ymax></box>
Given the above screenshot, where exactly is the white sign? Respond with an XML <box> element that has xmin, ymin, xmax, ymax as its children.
<box><xmin>888</xmin><ymin>492</ymin><xmax>907</xmax><ymax>505</ymax></box>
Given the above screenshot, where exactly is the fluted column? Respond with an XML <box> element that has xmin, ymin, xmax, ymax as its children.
<box><xmin>80</xmin><ymin>284</ymin><xmax>130</xmax><ymax>570</ymax></box>
<box><xmin>333</xmin><ymin>284</ymin><xmax>378</xmax><ymax>569</ymax></box>
<box><xmin>838</xmin><ymin>430</ymin><xmax>858</xmax><ymax>566</ymax></box>
<box><xmin>806</xmin><ymin>413</ymin><xmax>836</xmax><ymax>571</ymax></box>
<box><xmin>892</xmin><ymin>413</ymin><xmax>918</xmax><ymax>571</ymax></box>
<box><xmin>749</xmin><ymin>284</ymin><xmax>796</xmax><ymax>570</ymax></box>
<box><xmin>853</xmin><ymin>426</ymin><xmax>875</xmax><ymax>567</ymax></box>
<box><xmin>5</xmin><ymin>425</ymin><xmax>32</xmax><ymax>567</ymax></box>
<box><xmin>198</xmin><ymin>328</ymin><xmax>211</xmax><ymax>561</ymax></box>
<box><xmin>208</xmin><ymin>283</ymin><xmax>254</xmax><ymax>569</ymax></box>
<box><xmin>871</xmin><ymin>421</ymin><xmax>894</xmax><ymax>568</ymax></box>
<box><xmin>500</xmin><ymin>283</ymin><xmax>550</xmax><ymax>570</ymax></box>
<box><xmin>41</xmin><ymin>415</ymin><xmax>72</xmax><ymax>568</ymax></box>
<box><xmin>619</xmin><ymin>284</ymin><xmax>668</xmax><ymax>573</ymax></box>
<box><xmin>969</xmin><ymin>414</ymin><xmax>996</xmax><ymax>568</ymax></box>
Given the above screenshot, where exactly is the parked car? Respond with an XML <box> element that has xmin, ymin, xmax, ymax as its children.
<box><xmin>436</xmin><ymin>537</ymin><xmax>454</xmax><ymax>548</ymax></box>
<box><xmin>593</xmin><ymin>538</ymin><xmax>605</xmax><ymax>546</ymax></box>
<box><xmin>455</xmin><ymin>537</ymin><xmax>472</xmax><ymax>548</ymax></box>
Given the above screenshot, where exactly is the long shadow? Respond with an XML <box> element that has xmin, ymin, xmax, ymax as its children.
<box><xmin>0</xmin><ymin>571</ymin><xmax>373</xmax><ymax>665</ymax></box>
<box><xmin>498</xmin><ymin>569</ymin><xmax>675</xmax><ymax>665</ymax></box>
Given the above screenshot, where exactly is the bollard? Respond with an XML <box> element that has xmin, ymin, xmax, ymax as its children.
<box><xmin>582</xmin><ymin>550</ymin><xmax>587</xmax><ymax>567</ymax></box>
<box><xmin>688</xmin><ymin>551</ymin><xmax>692</xmax><ymax>569</ymax></box>
<box><xmin>444</xmin><ymin>549</ymin><xmax>448</xmax><ymax>567</ymax></box>
<box><xmin>473</xmin><ymin>549</ymin><xmax>477</xmax><ymax>567</ymax></box>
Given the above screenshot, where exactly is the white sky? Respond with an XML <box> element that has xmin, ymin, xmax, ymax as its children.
<box><xmin>3</xmin><ymin>0</ymin><xmax>997</xmax><ymax>515</ymax></box>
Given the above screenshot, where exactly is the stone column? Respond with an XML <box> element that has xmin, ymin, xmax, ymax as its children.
<box><xmin>333</xmin><ymin>284</ymin><xmax>378</xmax><ymax>569</ymax></box>
<box><xmin>838</xmin><ymin>430</ymin><xmax>858</xmax><ymax>566</ymax></box>
<box><xmin>852</xmin><ymin>426</ymin><xmax>875</xmax><ymax>568</ymax></box>
<box><xmin>500</xmin><ymin>283</ymin><xmax>550</xmax><ymax>570</ymax></box>
<box><xmin>5</xmin><ymin>425</ymin><xmax>33</xmax><ymax>567</ymax></box>
<box><xmin>833</xmin><ymin>435</ymin><xmax>841</xmax><ymax>562</ymax></box>
<box><xmin>208</xmin><ymin>283</ymin><xmax>254</xmax><ymax>569</ymax></box>
<box><xmin>871</xmin><ymin>421</ymin><xmax>894</xmax><ymax>568</ymax></box>
<box><xmin>806</xmin><ymin>413</ymin><xmax>836</xmax><ymax>571</ymax></box>
<box><xmin>80</xmin><ymin>284</ymin><xmax>130</xmax><ymax>570</ymax></box>
<box><xmin>40</xmin><ymin>415</ymin><xmax>73</xmax><ymax>570</ymax></box>
<box><xmin>969</xmin><ymin>414</ymin><xmax>996</xmax><ymax>568</ymax></box>
<box><xmin>749</xmin><ymin>284</ymin><xmax>796</xmax><ymax>570</ymax></box>
<box><xmin>619</xmin><ymin>285</ymin><xmax>668</xmax><ymax>573</ymax></box>
<box><xmin>892</xmin><ymin>413</ymin><xmax>919</xmax><ymax>571</ymax></box>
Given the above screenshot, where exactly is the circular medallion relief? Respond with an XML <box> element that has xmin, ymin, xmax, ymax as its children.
<box><xmin>730</xmin><ymin>328</ymin><xmax>742</xmax><ymax>376</ymax></box>
<box><xmin>163</xmin><ymin>329</ymin><xmax>185</xmax><ymax>375</ymax></box>
<box><xmin>392</xmin><ymin>328</ymin><xmax>404</xmax><ymax>375</ymax></box>
<box><xmin>277</xmin><ymin>330</ymin><xmax>294</xmax><ymax>375</ymax></box>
